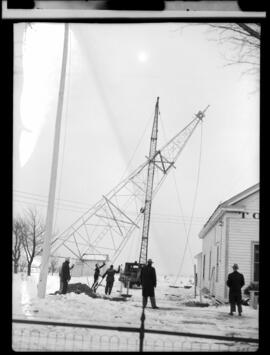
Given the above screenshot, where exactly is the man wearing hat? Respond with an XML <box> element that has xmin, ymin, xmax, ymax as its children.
<box><xmin>226</xmin><ymin>263</ymin><xmax>245</xmax><ymax>316</ymax></box>
<box><xmin>140</xmin><ymin>259</ymin><xmax>159</xmax><ymax>309</ymax></box>
<box><xmin>91</xmin><ymin>262</ymin><xmax>106</xmax><ymax>292</ymax></box>
<box><xmin>102</xmin><ymin>264</ymin><xmax>121</xmax><ymax>295</ymax></box>
<box><xmin>60</xmin><ymin>257</ymin><xmax>74</xmax><ymax>294</ymax></box>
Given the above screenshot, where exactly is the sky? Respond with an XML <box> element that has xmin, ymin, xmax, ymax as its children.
<box><xmin>13</xmin><ymin>22</ymin><xmax>259</xmax><ymax>278</ymax></box>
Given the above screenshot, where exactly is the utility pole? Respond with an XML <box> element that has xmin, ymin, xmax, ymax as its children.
<box><xmin>37</xmin><ymin>23</ymin><xmax>69</xmax><ymax>298</ymax></box>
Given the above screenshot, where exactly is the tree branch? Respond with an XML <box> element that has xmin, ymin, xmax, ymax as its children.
<box><xmin>237</xmin><ymin>23</ymin><xmax>261</xmax><ymax>40</ymax></box>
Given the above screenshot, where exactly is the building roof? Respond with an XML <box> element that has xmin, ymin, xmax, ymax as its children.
<box><xmin>199</xmin><ymin>183</ymin><xmax>259</xmax><ymax>239</ymax></box>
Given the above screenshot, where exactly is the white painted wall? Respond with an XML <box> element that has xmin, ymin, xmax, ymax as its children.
<box><xmin>199</xmin><ymin>190</ymin><xmax>259</xmax><ymax>302</ymax></box>
<box><xmin>228</xmin><ymin>218</ymin><xmax>259</xmax><ymax>288</ymax></box>
<box><xmin>195</xmin><ymin>252</ymin><xmax>202</xmax><ymax>289</ymax></box>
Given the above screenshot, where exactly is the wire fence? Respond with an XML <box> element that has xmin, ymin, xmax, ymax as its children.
<box><xmin>12</xmin><ymin>318</ymin><xmax>258</xmax><ymax>352</ymax></box>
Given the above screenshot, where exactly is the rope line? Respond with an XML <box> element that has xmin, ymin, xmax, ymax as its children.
<box><xmin>119</xmin><ymin>107</ymin><xmax>155</xmax><ymax>181</ymax></box>
<box><xmin>172</xmin><ymin>172</ymin><xmax>195</xmax><ymax>265</ymax></box>
<box><xmin>159</xmin><ymin>112</ymin><xmax>203</xmax><ymax>281</ymax></box>
<box><xmin>174</xmin><ymin>121</ymin><xmax>203</xmax><ymax>284</ymax></box>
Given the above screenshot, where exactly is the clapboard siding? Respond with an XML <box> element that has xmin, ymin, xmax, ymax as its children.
<box><xmin>215</xmin><ymin>221</ymin><xmax>227</xmax><ymax>299</ymax></box>
<box><xmin>200</xmin><ymin>221</ymin><xmax>227</xmax><ymax>296</ymax></box>
<box><xmin>201</xmin><ymin>226</ymin><xmax>216</xmax><ymax>290</ymax></box>
<box><xmin>228</xmin><ymin>218</ymin><xmax>259</xmax><ymax>288</ymax></box>
<box><xmin>198</xmin><ymin>189</ymin><xmax>259</xmax><ymax>302</ymax></box>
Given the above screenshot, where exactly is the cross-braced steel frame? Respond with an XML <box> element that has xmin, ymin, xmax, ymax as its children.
<box><xmin>51</xmin><ymin>104</ymin><xmax>209</xmax><ymax>264</ymax></box>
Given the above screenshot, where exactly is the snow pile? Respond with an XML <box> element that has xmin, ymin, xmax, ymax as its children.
<box><xmin>12</xmin><ymin>272</ymin><xmax>258</xmax><ymax>351</ymax></box>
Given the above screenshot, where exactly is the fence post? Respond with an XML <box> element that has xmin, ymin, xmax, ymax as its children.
<box><xmin>139</xmin><ymin>307</ymin><xmax>145</xmax><ymax>352</ymax></box>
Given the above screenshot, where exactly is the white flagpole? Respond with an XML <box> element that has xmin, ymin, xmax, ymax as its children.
<box><xmin>37</xmin><ymin>23</ymin><xmax>69</xmax><ymax>298</ymax></box>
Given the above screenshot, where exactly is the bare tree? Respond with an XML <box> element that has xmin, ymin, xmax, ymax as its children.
<box><xmin>12</xmin><ymin>218</ymin><xmax>24</xmax><ymax>273</ymax></box>
<box><xmin>19</xmin><ymin>258</ymin><xmax>28</xmax><ymax>273</ymax></box>
<box><xmin>207</xmin><ymin>23</ymin><xmax>260</xmax><ymax>77</ymax></box>
<box><xmin>21</xmin><ymin>208</ymin><xmax>45</xmax><ymax>276</ymax></box>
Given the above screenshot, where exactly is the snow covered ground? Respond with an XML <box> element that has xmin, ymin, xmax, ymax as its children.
<box><xmin>12</xmin><ymin>272</ymin><xmax>259</xmax><ymax>351</ymax></box>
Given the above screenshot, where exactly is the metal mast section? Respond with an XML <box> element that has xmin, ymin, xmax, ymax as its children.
<box><xmin>139</xmin><ymin>97</ymin><xmax>159</xmax><ymax>265</ymax></box>
<box><xmin>51</xmin><ymin>101</ymin><xmax>209</xmax><ymax>266</ymax></box>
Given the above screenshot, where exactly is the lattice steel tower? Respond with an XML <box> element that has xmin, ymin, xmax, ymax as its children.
<box><xmin>139</xmin><ymin>97</ymin><xmax>159</xmax><ymax>264</ymax></box>
<box><xmin>51</xmin><ymin>98</ymin><xmax>209</xmax><ymax>268</ymax></box>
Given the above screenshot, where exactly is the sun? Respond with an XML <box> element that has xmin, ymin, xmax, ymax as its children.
<box><xmin>137</xmin><ymin>51</ymin><xmax>149</xmax><ymax>63</ymax></box>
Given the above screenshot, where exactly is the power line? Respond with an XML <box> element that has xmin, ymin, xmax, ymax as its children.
<box><xmin>13</xmin><ymin>190</ymin><xmax>92</xmax><ymax>208</ymax></box>
<box><xmin>13</xmin><ymin>198</ymin><xmax>87</xmax><ymax>214</ymax></box>
<box><xmin>14</xmin><ymin>197</ymin><xmax>205</xmax><ymax>227</ymax></box>
<box><xmin>13</xmin><ymin>190</ymin><xmax>207</xmax><ymax>221</ymax></box>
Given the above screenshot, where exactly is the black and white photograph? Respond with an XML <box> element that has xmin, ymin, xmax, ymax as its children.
<box><xmin>9</xmin><ymin>1</ymin><xmax>264</xmax><ymax>352</ymax></box>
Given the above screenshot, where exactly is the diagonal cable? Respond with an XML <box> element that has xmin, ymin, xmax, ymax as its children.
<box><xmin>174</xmin><ymin>122</ymin><xmax>204</xmax><ymax>284</ymax></box>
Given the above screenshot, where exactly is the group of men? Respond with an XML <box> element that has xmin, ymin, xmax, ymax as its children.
<box><xmin>91</xmin><ymin>258</ymin><xmax>158</xmax><ymax>307</ymax></box>
<box><xmin>91</xmin><ymin>263</ymin><xmax>120</xmax><ymax>295</ymax></box>
<box><xmin>58</xmin><ymin>257</ymin><xmax>158</xmax><ymax>306</ymax></box>
<box><xmin>58</xmin><ymin>258</ymin><xmax>121</xmax><ymax>296</ymax></box>
<box><xmin>59</xmin><ymin>257</ymin><xmax>246</xmax><ymax>316</ymax></box>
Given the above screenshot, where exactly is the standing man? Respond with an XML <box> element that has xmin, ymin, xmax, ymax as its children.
<box><xmin>227</xmin><ymin>263</ymin><xmax>245</xmax><ymax>316</ymax></box>
<box><xmin>91</xmin><ymin>262</ymin><xmax>106</xmax><ymax>291</ymax></box>
<box><xmin>103</xmin><ymin>265</ymin><xmax>120</xmax><ymax>295</ymax></box>
<box><xmin>59</xmin><ymin>264</ymin><xmax>63</xmax><ymax>293</ymax></box>
<box><xmin>140</xmin><ymin>259</ymin><xmax>159</xmax><ymax>309</ymax></box>
<box><xmin>61</xmin><ymin>257</ymin><xmax>74</xmax><ymax>294</ymax></box>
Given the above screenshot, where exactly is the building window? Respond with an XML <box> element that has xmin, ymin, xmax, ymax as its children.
<box><xmin>216</xmin><ymin>245</ymin><xmax>219</xmax><ymax>282</ymax></box>
<box><xmin>202</xmin><ymin>255</ymin><xmax>205</xmax><ymax>279</ymax></box>
<box><xmin>253</xmin><ymin>243</ymin><xmax>259</xmax><ymax>282</ymax></box>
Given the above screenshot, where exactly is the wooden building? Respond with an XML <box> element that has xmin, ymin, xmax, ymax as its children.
<box><xmin>196</xmin><ymin>183</ymin><xmax>259</xmax><ymax>302</ymax></box>
<box><xmin>71</xmin><ymin>254</ymin><xmax>109</xmax><ymax>277</ymax></box>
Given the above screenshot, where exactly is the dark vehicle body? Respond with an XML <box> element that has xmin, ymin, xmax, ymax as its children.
<box><xmin>119</xmin><ymin>262</ymin><xmax>144</xmax><ymax>288</ymax></box>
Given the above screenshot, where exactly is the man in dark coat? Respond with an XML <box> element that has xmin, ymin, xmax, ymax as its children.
<box><xmin>59</xmin><ymin>258</ymin><xmax>74</xmax><ymax>293</ymax></box>
<box><xmin>103</xmin><ymin>265</ymin><xmax>120</xmax><ymax>295</ymax></box>
<box><xmin>226</xmin><ymin>263</ymin><xmax>245</xmax><ymax>316</ymax></box>
<box><xmin>140</xmin><ymin>259</ymin><xmax>158</xmax><ymax>309</ymax></box>
<box><xmin>91</xmin><ymin>262</ymin><xmax>106</xmax><ymax>291</ymax></box>
<box><xmin>61</xmin><ymin>257</ymin><xmax>73</xmax><ymax>294</ymax></box>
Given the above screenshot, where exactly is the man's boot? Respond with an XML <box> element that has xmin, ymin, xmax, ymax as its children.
<box><xmin>143</xmin><ymin>297</ymin><xmax>147</xmax><ymax>308</ymax></box>
<box><xmin>150</xmin><ymin>297</ymin><xmax>159</xmax><ymax>309</ymax></box>
<box><xmin>238</xmin><ymin>302</ymin><xmax>242</xmax><ymax>316</ymax></box>
<box><xmin>229</xmin><ymin>302</ymin><xmax>236</xmax><ymax>315</ymax></box>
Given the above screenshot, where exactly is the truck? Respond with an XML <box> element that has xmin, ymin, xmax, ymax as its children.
<box><xmin>119</xmin><ymin>261</ymin><xmax>144</xmax><ymax>288</ymax></box>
